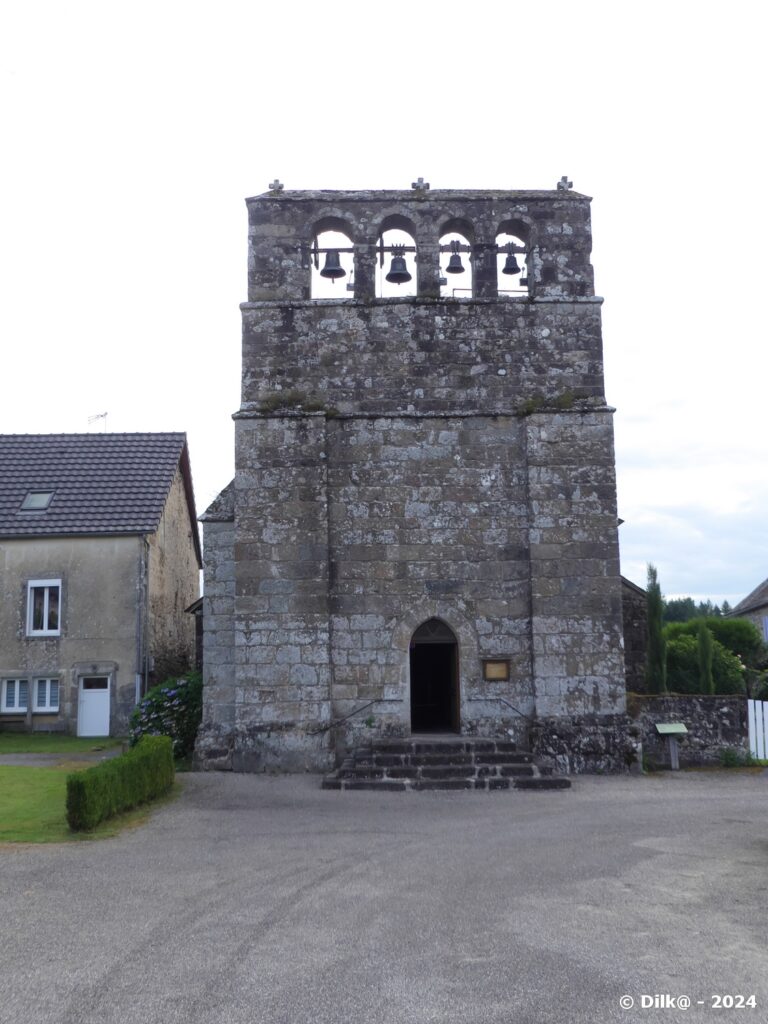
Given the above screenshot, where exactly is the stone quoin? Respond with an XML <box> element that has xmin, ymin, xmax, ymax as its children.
<box><xmin>195</xmin><ymin>185</ymin><xmax>632</xmax><ymax>774</ymax></box>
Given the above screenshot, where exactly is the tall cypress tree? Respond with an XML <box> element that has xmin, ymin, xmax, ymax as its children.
<box><xmin>697</xmin><ymin>620</ymin><xmax>715</xmax><ymax>694</ymax></box>
<box><xmin>646</xmin><ymin>563</ymin><xmax>667</xmax><ymax>694</ymax></box>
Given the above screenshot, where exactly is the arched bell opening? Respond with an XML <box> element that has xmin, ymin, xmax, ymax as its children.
<box><xmin>310</xmin><ymin>222</ymin><xmax>355</xmax><ymax>299</ymax></box>
<box><xmin>376</xmin><ymin>223</ymin><xmax>418</xmax><ymax>298</ymax></box>
<box><xmin>496</xmin><ymin>219</ymin><xmax>531</xmax><ymax>298</ymax></box>
<box><xmin>439</xmin><ymin>226</ymin><xmax>473</xmax><ymax>299</ymax></box>
<box><xmin>409</xmin><ymin>618</ymin><xmax>460</xmax><ymax>734</ymax></box>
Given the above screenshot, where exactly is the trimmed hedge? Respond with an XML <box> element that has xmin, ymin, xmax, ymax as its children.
<box><xmin>66</xmin><ymin>735</ymin><xmax>174</xmax><ymax>832</ymax></box>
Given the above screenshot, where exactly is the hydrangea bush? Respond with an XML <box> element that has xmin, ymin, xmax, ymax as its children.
<box><xmin>129</xmin><ymin>671</ymin><xmax>202</xmax><ymax>758</ymax></box>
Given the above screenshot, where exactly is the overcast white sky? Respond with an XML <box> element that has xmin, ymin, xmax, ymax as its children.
<box><xmin>1</xmin><ymin>1</ymin><xmax>764</xmax><ymax>605</ymax></box>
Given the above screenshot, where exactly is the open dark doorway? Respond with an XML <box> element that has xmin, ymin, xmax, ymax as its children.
<box><xmin>409</xmin><ymin>619</ymin><xmax>459</xmax><ymax>733</ymax></box>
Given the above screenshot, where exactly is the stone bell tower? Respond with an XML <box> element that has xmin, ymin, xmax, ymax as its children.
<box><xmin>196</xmin><ymin>180</ymin><xmax>629</xmax><ymax>774</ymax></box>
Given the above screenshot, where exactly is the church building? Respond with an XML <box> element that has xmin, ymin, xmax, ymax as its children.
<box><xmin>195</xmin><ymin>181</ymin><xmax>631</xmax><ymax>775</ymax></box>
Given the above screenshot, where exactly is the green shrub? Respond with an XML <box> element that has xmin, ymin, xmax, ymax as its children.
<box><xmin>666</xmin><ymin>634</ymin><xmax>746</xmax><ymax>695</ymax></box>
<box><xmin>711</xmin><ymin>644</ymin><xmax>748</xmax><ymax>694</ymax></box>
<box><xmin>66</xmin><ymin>735</ymin><xmax>174</xmax><ymax>831</ymax></box>
<box><xmin>718</xmin><ymin>746</ymin><xmax>752</xmax><ymax>768</ymax></box>
<box><xmin>129</xmin><ymin>671</ymin><xmax>202</xmax><ymax>758</ymax></box>
<box><xmin>666</xmin><ymin>634</ymin><xmax>699</xmax><ymax>693</ymax></box>
<box><xmin>754</xmin><ymin>673</ymin><xmax>768</xmax><ymax>701</ymax></box>
<box><xmin>665</xmin><ymin>617</ymin><xmax>763</xmax><ymax>662</ymax></box>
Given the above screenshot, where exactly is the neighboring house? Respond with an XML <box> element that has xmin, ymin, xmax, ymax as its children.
<box><xmin>730</xmin><ymin>577</ymin><xmax>768</xmax><ymax>641</ymax></box>
<box><xmin>0</xmin><ymin>433</ymin><xmax>201</xmax><ymax>736</ymax></box>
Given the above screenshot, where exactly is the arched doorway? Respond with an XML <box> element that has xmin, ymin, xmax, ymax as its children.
<box><xmin>409</xmin><ymin>618</ymin><xmax>459</xmax><ymax>733</ymax></box>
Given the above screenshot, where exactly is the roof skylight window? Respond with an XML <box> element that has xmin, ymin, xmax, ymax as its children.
<box><xmin>20</xmin><ymin>491</ymin><xmax>54</xmax><ymax>511</ymax></box>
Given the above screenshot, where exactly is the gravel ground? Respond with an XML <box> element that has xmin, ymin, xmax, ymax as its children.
<box><xmin>1</xmin><ymin>769</ymin><xmax>767</xmax><ymax>1024</ymax></box>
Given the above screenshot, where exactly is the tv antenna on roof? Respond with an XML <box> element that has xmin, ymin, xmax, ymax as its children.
<box><xmin>88</xmin><ymin>412</ymin><xmax>108</xmax><ymax>432</ymax></box>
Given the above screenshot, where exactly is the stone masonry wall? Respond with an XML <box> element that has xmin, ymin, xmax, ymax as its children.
<box><xmin>530</xmin><ymin>714</ymin><xmax>636</xmax><ymax>774</ymax></box>
<box><xmin>628</xmin><ymin>694</ymin><xmax>749</xmax><ymax>767</ymax></box>
<box><xmin>197</xmin><ymin>188</ymin><xmax>628</xmax><ymax>772</ymax></box>
<box><xmin>222</xmin><ymin>402</ymin><xmax>626</xmax><ymax>766</ymax></box>
<box><xmin>240</xmin><ymin>299</ymin><xmax>606</xmax><ymax>418</ymax></box>
<box><xmin>622</xmin><ymin>579</ymin><xmax>648</xmax><ymax>692</ymax></box>
<box><xmin>232</xmin><ymin>417</ymin><xmax>333</xmax><ymax>771</ymax></box>
<box><xmin>196</xmin><ymin>486</ymin><xmax>236</xmax><ymax>769</ymax></box>
<box><xmin>526</xmin><ymin>411</ymin><xmax>626</xmax><ymax>718</ymax></box>
<box><xmin>326</xmin><ymin>413</ymin><xmax>534</xmax><ymax>749</ymax></box>
<box><xmin>147</xmin><ymin>467</ymin><xmax>200</xmax><ymax>681</ymax></box>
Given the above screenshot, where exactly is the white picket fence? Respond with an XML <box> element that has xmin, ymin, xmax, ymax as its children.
<box><xmin>748</xmin><ymin>699</ymin><xmax>768</xmax><ymax>759</ymax></box>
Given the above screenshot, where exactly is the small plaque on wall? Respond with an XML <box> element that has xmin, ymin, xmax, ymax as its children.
<box><xmin>482</xmin><ymin>659</ymin><xmax>510</xmax><ymax>681</ymax></box>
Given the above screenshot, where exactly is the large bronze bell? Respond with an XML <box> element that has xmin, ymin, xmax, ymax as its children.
<box><xmin>502</xmin><ymin>248</ymin><xmax>521</xmax><ymax>275</ymax></box>
<box><xmin>320</xmin><ymin>250</ymin><xmax>346</xmax><ymax>281</ymax></box>
<box><xmin>446</xmin><ymin>252</ymin><xmax>465</xmax><ymax>274</ymax></box>
<box><xmin>385</xmin><ymin>253</ymin><xmax>412</xmax><ymax>285</ymax></box>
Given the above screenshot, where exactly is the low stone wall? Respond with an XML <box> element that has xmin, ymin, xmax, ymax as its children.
<box><xmin>530</xmin><ymin>714</ymin><xmax>638</xmax><ymax>774</ymax></box>
<box><xmin>627</xmin><ymin>693</ymin><xmax>749</xmax><ymax>767</ymax></box>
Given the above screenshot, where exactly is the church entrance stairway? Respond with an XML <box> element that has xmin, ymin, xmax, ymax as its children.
<box><xmin>322</xmin><ymin>736</ymin><xmax>571</xmax><ymax>792</ymax></box>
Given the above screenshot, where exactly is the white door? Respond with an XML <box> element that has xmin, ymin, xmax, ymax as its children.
<box><xmin>77</xmin><ymin>676</ymin><xmax>111</xmax><ymax>736</ymax></box>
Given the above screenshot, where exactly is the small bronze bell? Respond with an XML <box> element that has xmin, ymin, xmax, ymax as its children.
<box><xmin>385</xmin><ymin>252</ymin><xmax>412</xmax><ymax>285</ymax></box>
<box><xmin>445</xmin><ymin>240</ymin><xmax>465</xmax><ymax>274</ymax></box>
<box><xmin>502</xmin><ymin>248</ymin><xmax>521</xmax><ymax>275</ymax></box>
<box><xmin>320</xmin><ymin>250</ymin><xmax>346</xmax><ymax>281</ymax></box>
<box><xmin>446</xmin><ymin>252</ymin><xmax>465</xmax><ymax>274</ymax></box>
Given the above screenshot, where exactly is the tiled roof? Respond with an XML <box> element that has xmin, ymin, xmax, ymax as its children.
<box><xmin>0</xmin><ymin>433</ymin><xmax>196</xmax><ymax>544</ymax></box>
<box><xmin>731</xmin><ymin>577</ymin><xmax>768</xmax><ymax>616</ymax></box>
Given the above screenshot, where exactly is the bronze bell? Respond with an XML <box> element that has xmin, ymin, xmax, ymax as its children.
<box><xmin>320</xmin><ymin>250</ymin><xmax>346</xmax><ymax>281</ymax></box>
<box><xmin>502</xmin><ymin>249</ymin><xmax>521</xmax><ymax>275</ymax></box>
<box><xmin>385</xmin><ymin>253</ymin><xmax>412</xmax><ymax>285</ymax></box>
<box><xmin>446</xmin><ymin>251</ymin><xmax>465</xmax><ymax>274</ymax></box>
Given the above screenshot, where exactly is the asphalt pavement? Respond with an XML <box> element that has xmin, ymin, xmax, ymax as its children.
<box><xmin>1</xmin><ymin>769</ymin><xmax>767</xmax><ymax>1024</ymax></box>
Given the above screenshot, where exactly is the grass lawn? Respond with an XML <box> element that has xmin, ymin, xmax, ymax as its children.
<box><xmin>0</xmin><ymin>733</ymin><xmax>124</xmax><ymax>755</ymax></box>
<box><xmin>0</xmin><ymin>764</ymin><xmax>179</xmax><ymax>843</ymax></box>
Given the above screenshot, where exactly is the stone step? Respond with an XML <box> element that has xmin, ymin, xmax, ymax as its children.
<box><xmin>324</xmin><ymin>737</ymin><xmax>571</xmax><ymax>792</ymax></box>
<box><xmin>350</xmin><ymin>751</ymin><xmax>534</xmax><ymax>768</ymax></box>
<box><xmin>514</xmin><ymin>776</ymin><xmax>572</xmax><ymax>791</ymax></box>
<box><xmin>356</xmin><ymin>739</ymin><xmax>519</xmax><ymax>755</ymax></box>
<box><xmin>339</xmin><ymin>763</ymin><xmax>537</xmax><ymax>781</ymax></box>
<box><xmin>322</xmin><ymin>775</ymin><xmax>572</xmax><ymax>792</ymax></box>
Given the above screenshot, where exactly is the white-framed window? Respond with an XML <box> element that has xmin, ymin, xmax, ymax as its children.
<box><xmin>762</xmin><ymin>616</ymin><xmax>768</xmax><ymax>643</ymax></box>
<box><xmin>26</xmin><ymin>579</ymin><xmax>61</xmax><ymax>636</ymax></box>
<box><xmin>1</xmin><ymin>679</ymin><xmax>29</xmax><ymax>713</ymax></box>
<box><xmin>35</xmin><ymin>678</ymin><xmax>60</xmax><ymax>712</ymax></box>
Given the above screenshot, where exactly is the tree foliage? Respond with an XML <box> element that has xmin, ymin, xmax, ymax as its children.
<box><xmin>646</xmin><ymin>564</ymin><xmax>667</xmax><ymax>694</ymax></box>
<box><xmin>696</xmin><ymin>621</ymin><xmax>714</xmax><ymax>695</ymax></box>
<box><xmin>663</xmin><ymin>597</ymin><xmax>697</xmax><ymax>623</ymax></box>
<box><xmin>663</xmin><ymin>597</ymin><xmax>726</xmax><ymax>623</ymax></box>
